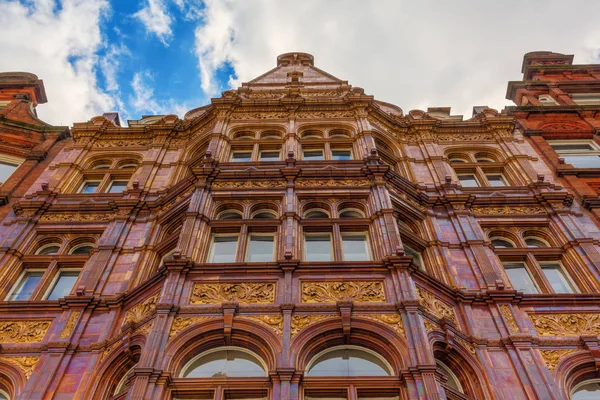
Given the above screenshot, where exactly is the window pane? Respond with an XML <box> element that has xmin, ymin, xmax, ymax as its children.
<box><xmin>303</xmin><ymin>150</ymin><xmax>324</xmax><ymax>161</ymax></box>
<box><xmin>491</xmin><ymin>239</ymin><xmax>514</xmax><ymax>248</ymax></box>
<box><xmin>80</xmin><ymin>181</ymin><xmax>99</xmax><ymax>194</ymax></box>
<box><xmin>307</xmin><ymin>348</ymin><xmax>390</xmax><ymax>377</ymax></box>
<box><xmin>562</xmin><ymin>155</ymin><xmax>600</xmax><ymax>168</ymax></box>
<box><xmin>247</xmin><ymin>235</ymin><xmax>274</xmax><ymax>262</ymax></box>
<box><xmin>259</xmin><ymin>151</ymin><xmax>280</xmax><ymax>161</ymax></box>
<box><xmin>573</xmin><ymin>382</ymin><xmax>600</xmax><ymax>400</ymax></box>
<box><xmin>37</xmin><ymin>245</ymin><xmax>60</xmax><ymax>255</ymax></box>
<box><xmin>331</xmin><ymin>150</ymin><xmax>352</xmax><ymax>161</ymax></box>
<box><xmin>541</xmin><ymin>264</ymin><xmax>575</xmax><ymax>293</ymax></box>
<box><xmin>71</xmin><ymin>245</ymin><xmax>93</xmax><ymax>255</ymax></box>
<box><xmin>0</xmin><ymin>161</ymin><xmax>19</xmax><ymax>184</ymax></box>
<box><xmin>305</xmin><ymin>234</ymin><xmax>332</xmax><ymax>261</ymax></box>
<box><xmin>342</xmin><ymin>234</ymin><xmax>370</xmax><ymax>261</ymax></box>
<box><xmin>525</xmin><ymin>238</ymin><xmax>548</xmax><ymax>248</ymax></box>
<box><xmin>339</xmin><ymin>210</ymin><xmax>364</xmax><ymax>218</ymax></box>
<box><xmin>404</xmin><ymin>245</ymin><xmax>422</xmax><ymax>268</ymax></box>
<box><xmin>231</xmin><ymin>152</ymin><xmax>252</xmax><ymax>162</ymax></box>
<box><xmin>486</xmin><ymin>174</ymin><xmax>507</xmax><ymax>186</ymax></box>
<box><xmin>305</xmin><ymin>210</ymin><xmax>329</xmax><ymax>219</ymax></box>
<box><xmin>9</xmin><ymin>272</ymin><xmax>43</xmax><ymax>301</ymax></box>
<box><xmin>47</xmin><ymin>271</ymin><xmax>80</xmax><ymax>300</ymax></box>
<box><xmin>107</xmin><ymin>181</ymin><xmax>128</xmax><ymax>193</ymax></box>
<box><xmin>184</xmin><ymin>349</ymin><xmax>265</xmax><ymax>378</ymax></box>
<box><xmin>209</xmin><ymin>236</ymin><xmax>238</xmax><ymax>263</ymax></box>
<box><xmin>458</xmin><ymin>175</ymin><xmax>479</xmax><ymax>187</ymax></box>
<box><xmin>504</xmin><ymin>263</ymin><xmax>538</xmax><ymax>294</ymax></box>
<box><xmin>551</xmin><ymin>144</ymin><xmax>594</xmax><ymax>151</ymax></box>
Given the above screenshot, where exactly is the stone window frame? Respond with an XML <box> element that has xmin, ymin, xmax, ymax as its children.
<box><xmin>548</xmin><ymin>139</ymin><xmax>600</xmax><ymax>169</ymax></box>
<box><xmin>0</xmin><ymin>153</ymin><xmax>25</xmax><ymax>187</ymax></box>
<box><xmin>447</xmin><ymin>149</ymin><xmax>515</xmax><ymax>187</ymax></box>
<box><xmin>228</xmin><ymin>128</ymin><xmax>285</xmax><ymax>163</ymax></box>
<box><xmin>76</xmin><ymin>158</ymin><xmax>140</xmax><ymax>194</ymax></box>
<box><xmin>298</xmin><ymin>127</ymin><xmax>355</xmax><ymax>161</ymax></box>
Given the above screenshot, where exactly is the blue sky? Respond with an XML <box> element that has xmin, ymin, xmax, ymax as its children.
<box><xmin>1</xmin><ymin>0</ymin><xmax>599</xmax><ymax>126</ymax></box>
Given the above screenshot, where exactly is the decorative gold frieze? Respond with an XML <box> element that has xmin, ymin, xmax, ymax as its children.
<box><xmin>239</xmin><ymin>315</ymin><xmax>283</xmax><ymax>335</ymax></box>
<box><xmin>135</xmin><ymin>321</ymin><xmax>152</xmax><ymax>335</ymax></box>
<box><xmin>169</xmin><ymin>316</ymin><xmax>215</xmax><ymax>337</ymax></box>
<box><xmin>417</xmin><ymin>288</ymin><xmax>458</xmax><ymax>325</ymax></box>
<box><xmin>291</xmin><ymin>315</ymin><xmax>336</xmax><ymax>337</ymax></box>
<box><xmin>39</xmin><ymin>213</ymin><xmax>112</xmax><ymax>222</ymax></box>
<box><xmin>295</xmin><ymin>179</ymin><xmax>371</xmax><ymax>187</ymax></box>
<box><xmin>423</xmin><ymin>320</ymin><xmax>437</xmax><ymax>332</ymax></box>
<box><xmin>435</xmin><ymin>133</ymin><xmax>496</xmax><ymax>141</ymax></box>
<box><xmin>301</xmin><ymin>281</ymin><xmax>386</xmax><ymax>304</ymax></box>
<box><xmin>94</xmin><ymin>139</ymin><xmax>151</xmax><ymax>148</ymax></box>
<box><xmin>361</xmin><ymin>314</ymin><xmax>405</xmax><ymax>335</ymax></box>
<box><xmin>211</xmin><ymin>181</ymin><xmax>286</xmax><ymax>189</ymax></box>
<box><xmin>59</xmin><ymin>311</ymin><xmax>81</xmax><ymax>339</ymax></box>
<box><xmin>457</xmin><ymin>339</ymin><xmax>477</xmax><ymax>355</ymax></box>
<box><xmin>540</xmin><ymin>349</ymin><xmax>576</xmax><ymax>371</ymax></box>
<box><xmin>230</xmin><ymin>111</ymin><xmax>289</xmax><ymax>120</ymax></box>
<box><xmin>499</xmin><ymin>305</ymin><xmax>521</xmax><ymax>334</ymax></box>
<box><xmin>296</xmin><ymin>111</ymin><xmax>355</xmax><ymax>119</ymax></box>
<box><xmin>191</xmin><ymin>283</ymin><xmax>276</xmax><ymax>305</ymax></box>
<box><xmin>472</xmin><ymin>206</ymin><xmax>546</xmax><ymax>216</ymax></box>
<box><xmin>0</xmin><ymin>356</ymin><xmax>40</xmax><ymax>379</ymax></box>
<box><xmin>301</xmin><ymin>90</ymin><xmax>345</xmax><ymax>98</ymax></box>
<box><xmin>529</xmin><ymin>313</ymin><xmax>600</xmax><ymax>336</ymax></box>
<box><xmin>123</xmin><ymin>295</ymin><xmax>158</xmax><ymax>326</ymax></box>
<box><xmin>0</xmin><ymin>320</ymin><xmax>52</xmax><ymax>343</ymax></box>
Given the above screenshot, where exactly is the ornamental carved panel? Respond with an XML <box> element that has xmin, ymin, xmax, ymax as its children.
<box><xmin>301</xmin><ymin>281</ymin><xmax>386</xmax><ymax>303</ymax></box>
<box><xmin>472</xmin><ymin>206</ymin><xmax>546</xmax><ymax>215</ymax></box>
<box><xmin>417</xmin><ymin>288</ymin><xmax>458</xmax><ymax>325</ymax></box>
<box><xmin>296</xmin><ymin>110</ymin><xmax>355</xmax><ymax>119</ymax></box>
<box><xmin>295</xmin><ymin>179</ymin><xmax>370</xmax><ymax>187</ymax></box>
<box><xmin>291</xmin><ymin>315</ymin><xmax>337</xmax><ymax>337</ymax></box>
<box><xmin>0</xmin><ymin>356</ymin><xmax>39</xmax><ymax>379</ymax></box>
<box><xmin>123</xmin><ymin>295</ymin><xmax>158</xmax><ymax>326</ymax></box>
<box><xmin>191</xmin><ymin>283</ymin><xmax>276</xmax><ymax>304</ymax></box>
<box><xmin>39</xmin><ymin>213</ymin><xmax>113</xmax><ymax>222</ymax></box>
<box><xmin>0</xmin><ymin>320</ymin><xmax>52</xmax><ymax>343</ymax></box>
<box><xmin>211</xmin><ymin>181</ymin><xmax>286</xmax><ymax>189</ymax></box>
<box><xmin>360</xmin><ymin>313</ymin><xmax>405</xmax><ymax>335</ymax></box>
<box><xmin>59</xmin><ymin>311</ymin><xmax>81</xmax><ymax>339</ymax></box>
<box><xmin>238</xmin><ymin>315</ymin><xmax>283</xmax><ymax>335</ymax></box>
<box><xmin>499</xmin><ymin>305</ymin><xmax>521</xmax><ymax>334</ymax></box>
<box><xmin>540</xmin><ymin>349</ymin><xmax>577</xmax><ymax>371</ymax></box>
<box><xmin>529</xmin><ymin>313</ymin><xmax>600</xmax><ymax>336</ymax></box>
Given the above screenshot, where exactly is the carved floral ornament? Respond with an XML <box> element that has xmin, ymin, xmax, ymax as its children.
<box><xmin>301</xmin><ymin>281</ymin><xmax>387</xmax><ymax>304</ymax></box>
<box><xmin>39</xmin><ymin>213</ymin><xmax>113</xmax><ymax>222</ymax></box>
<box><xmin>416</xmin><ymin>288</ymin><xmax>459</xmax><ymax>326</ymax></box>
<box><xmin>0</xmin><ymin>356</ymin><xmax>40</xmax><ymax>379</ymax></box>
<box><xmin>0</xmin><ymin>320</ymin><xmax>52</xmax><ymax>343</ymax></box>
<box><xmin>190</xmin><ymin>282</ymin><xmax>276</xmax><ymax>305</ymax></box>
<box><xmin>295</xmin><ymin>179</ymin><xmax>371</xmax><ymax>188</ymax></box>
<box><xmin>238</xmin><ymin>315</ymin><xmax>284</xmax><ymax>335</ymax></box>
<box><xmin>529</xmin><ymin>313</ymin><xmax>600</xmax><ymax>336</ymax></box>
<box><xmin>211</xmin><ymin>181</ymin><xmax>287</xmax><ymax>190</ymax></box>
<box><xmin>123</xmin><ymin>295</ymin><xmax>158</xmax><ymax>326</ymax></box>
<box><xmin>169</xmin><ymin>316</ymin><xmax>215</xmax><ymax>337</ymax></box>
<box><xmin>59</xmin><ymin>311</ymin><xmax>81</xmax><ymax>339</ymax></box>
<box><xmin>540</xmin><ymin>349</ymin><xmax>577</xmax><ymax>371</ymax></box>
<box><xmin>499</xmin><ymin>305</ymin><xmax>521</xmax><ymax>334</ymax></box>
<box><xmin>472</xmin><ymin>206</ymin><xmax>546</xmax><ymax>216</ymax></box>
<box><xmin>360</xmin><ymin>314</ymin><xmax>405</xmax><ymax>336</ymax></box>
<box><xmin>291</xmin><ymin>315</ymin><xmax>337</xmax><ymax>337</ymax></box>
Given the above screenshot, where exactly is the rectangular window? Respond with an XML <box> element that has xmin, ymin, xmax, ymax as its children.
<box><xmin>404</xmin><ymin>245</ymin><xmax>423</xmax><ymax>269</ymax></box>
<box><xmin>457</xmin><ymin>174</ymin><xmax>479</xmax><ymax>187</ymax></box>
<box><xmin>209</xmin><ymin>235</ymin><xmax>239</xmax><ymax>263</ymax></box>
<box><xmin>341</xmin><ymin>233</ymin><xmax>370</xmax><ymax>261</ymax></box>
<box><xmin>46</xmin><ymin>270</ymin><xmax>80</xmax><ymax>300</ymax></box>
<box><xmin>304</xmin><ymin>233</ymin><xmax>332</xmax><ymax>261</ymax></box>
<box><xmin>549</xmin><ymin>140</ymin><xmax>600</xmax><ymax>168</ymax></box>
<box><xmin>80</xmin><ymin>181</ymin><xmax>100</xmax><ymax>194</ymax></box>
<box><xmin>259</xmin><ymin>151</ymin><xmax>280</xmax><ymax>161</ymax></box>
<box><xmin>303</xmin><ymin>150</ymin><xmax>324</xmax><ymax>161</ymax></box>
<box><xmin>0</xmin><ymin>161</ymin><xmax>20</xmax><ymax>185</ymax></box>
<box><xmin>503</xmin><ymin>263</ymin><xmax>538</xmax><ymax>294</ymax></box>
<box><xmin>486</xmin><ymin>174</ymin><xmax>507</xmax><ymax>187</ymax></box>
<box><xmin>331</xmin><ymin>149</ymin><xmax>352</xmax><ymax>161</ymax></box>
<box><xmin>8</xmin><ymin>271</ymin><xmax>43</xmax><ymax>301</ymax></box>
<box><xmin>550</xmin><ymin>144</ymin><xmax>594</xmax><ymax>151</ymax></box>
<box><xmin>541</xmin><ymin>263</ymin><xmax>576</xmax><ymax>293</ymax></box>
<box><xmin>572</xmin><ymin>93</ymin><xmax>600</xmax><ymax>105</ymax></box>
<box><xmin>561</xmin><ymin>155</ymin><xmax>600</xmax><ymax>168</ymax></box>
<box><xmin>231</xmin><ymin>151</ymin><xmax>252</xmax><ymax>162</ymax></box>
<box><xmin>107</xmin><ymin>180</ymin><xmax>128</xmax><ymax>193</ymax></box>
<box><xmin>246</xmin><ymin>235</ymin><xmax>275</xmax><ymax>262</ymax></box>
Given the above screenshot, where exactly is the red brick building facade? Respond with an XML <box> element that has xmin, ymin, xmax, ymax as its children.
<box><xmin>0</xmin><ymin>53</ymin><xmax>599</xmax><ymax>400</ymax></box>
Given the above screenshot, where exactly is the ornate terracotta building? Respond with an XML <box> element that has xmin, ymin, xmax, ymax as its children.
<box><xmin>0</xmin><ymin>53</ymin><xmax>600</xmax><ymax>400</ymax></box>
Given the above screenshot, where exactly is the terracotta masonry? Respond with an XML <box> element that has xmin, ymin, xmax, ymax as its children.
<box><xmin>0</xmin><ymin>52</ymin><xmax>598</xmax><ymax>399</ymax></box>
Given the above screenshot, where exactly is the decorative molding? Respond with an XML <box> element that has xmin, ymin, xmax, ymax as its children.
<box><xmin>295</xmin><ymin>179</ymin><xmax>371</xmax><ymax>187</ymax></box>
<box><xmin>169</xmin><ymin>316</ymin><xmax>214</xmax><ymax>338</ymax></box>
<box><xmin>123</xmin><ymin>295</ymin><xmax>158</xmax><ymax>326</ymax></box>
<box><xmin>301</xmin><ymin>90</ymin><xmax>346</xmax><ymax>98</ymax></box>
<box><xmin>191</xmin><ymin>282</ymin><xmax>276</xmax><ymax>304</ymax></box>
<box><xmin>423</xmin><ymin>320</ymin><xmax>437</xmax><ymax>332</ymax></box>
<box><xmin>211</xmin><ymin>181</ymin><xmax>287</xmax><ymax>189</ymax></box>
<box><xmin>239</xmin><ymin>315</ymin><xmax>283</xmax><ymax>335</ymax></box>
<box><xmin>93</xmin><ymin>139</ymin><xmax>151</xmax><ymax>148</ymax></box>
<box><xmin>0</xmin><ymin>320</ymin><xmax>52</xmax><ymax>343</ymax></box>
<box><xmin>301</xmin><ymin>281</ymin><xmax>386</xmax><ymax>304</ymax></box>
<box><xmin>39</xmin><ymin>213</ymin><xmax>112</xmax><ymax>222</ymax></box>
<box><xmin>0</xmin><ymin>356</ymin><xmax>40</xmax><ymax>379</ymax></box>
<box><xmin>135</xmin><ymin>321</ymin><xmax>152</xmax><ymax>336</ymax></box>
<box><xmin>499</xmin><ymin>305</ymin><xmax>521</xmax><ymax>334</ymax></box>
<box><xmin>59</xmin><ymin>311</ymin><xmax>81</xmax><ymax>339</ymax></box>
<box><xmin>290</xmin><ymin>315</ymin><xmax>336</xmax><ymax>337</ymax></box>
<box><xmin>457</xmin><ymin>339</ymin><xmax>477</xmax><ymax>355</ymax></box>
<box><xmin>430</xmin><ymin>133</ymin><xmax>496</xmax><ymax>141</ymax></box>
<box><xmin>296</xmin><ymin>110</ymin><xmax>355</xmax><ymax>119</ymax></box>
<box><xmin>472</xmin><ymin>206</ymin><xmax>546</xmax><ymax>215</ymax></box>
<box><xmin>242</xmin><ymin>91</ymin><xmax>285</xmax><ymax>100</ymax></box>
<box><xmin>230</xmin><ymin>112</ymin><xmax>289</xmax><ymax>120</ymax></box>
<box><xmin>540</xmin><ymin>349</ymin><xmax>577</xmax><ymax>371</ymax></box>
<box><xmin>361</xmin><ymin>313</ymin><xmax>405</xmax><ymax>335</ymax></box>
<box><xmin>529</xmin><ymin>313</ymin><xmax>600</xmax><ymax>336</ymax></box>
<box><xmin>417</xmin><ymin>288</ymin><xmax>458</xmax><ymax>325</ymax></box>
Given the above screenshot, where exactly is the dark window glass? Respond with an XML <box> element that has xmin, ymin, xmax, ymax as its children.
<box><xmin>108</xmin><ymin>181</ymin><xmax>128</xmax><ymax>193</ymax></box>
<box><xmin>9</xmin><ymin>272</ymin><xmax>43</xmax><ymax>301</ymax></box>
<box><xmin>259</xmin><ymin>151</ymin><xmax>280</xmax><ymax>161</ymax></box>
<box><xmin>183</xmin><ymin>349</ymin><xmax>265</xmax><ymax>378</ymax></box>
<box><xmin>231</xmin><ymin>152</ymin><xmax>252</xmax><ymax>162</ymax></box>
<box><xmin>80</xmin><ymin>181</ymin><xmax>100</xmax><ymax>194</ymax></box>
<box><xmin>331</xmin><ymin>150</ymin><xmax>352</xmax><ymax>161</ymax></box>
<box><xmin>503</xmin><ymin>263</ymin><xmax>538</xmax><ymax>294</ymax></box>
<box><xmin>458</xmin><ymin>175</ymin><xmax>479</xmax><ymax>187</ymax></box>
<box><xmin>209</xmin><ymin>236</ymin><xmax>238</xmax><ymax>263</ymax></box>
<box><xmin>303</xmin><ymin>150</ymin><xmax>324</xmax><ymax>161</ymax></box>
<box><xmin>47</xmin><ymin>271</ymin><xmax>80</xmax><ymax>300</ymax></box>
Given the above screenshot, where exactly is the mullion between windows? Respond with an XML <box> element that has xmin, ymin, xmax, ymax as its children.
<box><xmin>523</xmin><ymin>253</ymin><xmax>552</xmax><ymax>293</ymax></box>
<box><xmin>30</xmin><ymin>260</ymin><xmax>59</xmax><ymax>301</ymax></box>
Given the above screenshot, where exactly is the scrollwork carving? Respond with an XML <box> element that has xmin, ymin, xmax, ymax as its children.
<box><xmin>295</xmin><ymin>179</ymin><xmax>370</xmax><ymax>187</ymax></box>
<box><xmin>301</xmin><ymin>281</ymin><xmax>386</xmax><ymax>303</ymax></box>
<box><xmin>540</xmin><ymin>349</ymin><xmax>576</xmax><ymax>371</ymax></box>
<box><xmin>361</xmin><ymin>313</ymin><xmax>405</xmax><ymax>335</ymax></box>
<box><xmin>417</xmin><ymin>288</ymin><xmax>458</xmax><ymax>325</ymax></box>
<box><xmin>230</xmin><ymin>112</ymin><xmax>289</xmax><ymax>120</ymax></box>
<box><xmin>499</xmin><ymin>305</ymin><xmax>520</xmax><ymax>334</ymax></box>
<box><xmin>296</xmin><ymin>111</ymin><xmax>354</xmax><ymax>119</ymax></box>
<box><xmin>59</xmin><ymin>311</ymin><xmax>81</xmax><ymax>339</ymax></box>
<box><xmin>191</xmin><ymin>283</ymin><xmax>276</xmax><ymax>304</ymax></box>
<box><xmin>123</xmin><ymin>295</ymin><xmax>158</xmax><ymax>326</ymax></box>
<box><xmin>472</xmin><ymin>206</ymin><xmax>546</xmax><ymax>215</ymax></box>
<box><xmin>0</xmin><ymin>320</ymin><xmax>51</xmax><ymax>343</ymax></box>
<box><xmin>0</xmin><ymin>356</ymin><xmax>39</xmax><ymax>379</ymax></box>
<box><xmin>529</xmin><ymin>313</ymin><xmax>600</xmax><ymax>336</ymax></box>
<box><xmin>291</xmin><ymin>315</ymin><xmax>336</xmax><ymax>337</ymax></box>
<box><xmin>239</xmin><ymin>315</ymin><xmax>283</xmax><ymax>335</ymax></box>
<box><xmin>39</xmin><ymin>213</ymin><xmax>112</xmax><ymax>222</ymax></box>
<box><xmin>211</xmin><ymin>181</ymin><xmax>286</xmax><ymax>189</ymax></box>
<box><xmin>169</xmin><ymin>316</ymin><xmax>215</xmax><ymax>337</ymax></box>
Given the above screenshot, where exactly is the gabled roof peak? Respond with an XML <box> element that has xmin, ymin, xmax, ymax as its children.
<box><xmin>277</xmin><ymin>52</ymin><xmax>314</xmax><ymax>67</ymax></box>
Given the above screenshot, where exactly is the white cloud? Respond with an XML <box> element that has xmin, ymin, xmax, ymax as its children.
<box><xmin>194</xmin><ymin>0</ymin><xmax>600</xmax><ymax>117</ymax></box>
<box><xmin>129</xmin><ymin>70</ymin><xmax>190</xmax><ymax>118</ymax></box>
<box><xmin>133</xmin><ymin>0</ymin><xmax>173</xmax><ymax>46</ymax></box>
<box><xmin>0</xmin><ymin>0</ymin><xmax>114</xmax><ymax>125</ymax></box>
<box><xmin>99</xmin><ymin>43</ymin><xmax>130</xmax><ymax>92</ymax></box>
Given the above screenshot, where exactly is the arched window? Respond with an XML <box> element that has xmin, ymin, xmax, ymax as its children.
<box><xmin>301</xmin><ymin>130</ymin><xmax>324</xmax><ymax>139</ymax></box>
<box><xmin>437</xmin><ymin>360</ymin><xmax>463</xmax><ymax>394</ymax></box>
<box><xmin>0</xmin><ymin>390</ymin><xmax>8</xmax><ymax>400</ymax></box>
<box><xmin>306</xmin><ymin>346</ymin><xmax>392</xmax><ymax>377</ymax></box>
<box><xmin>304</xmin><ymin>209</ymin><xmax>330</xmax><ymax>219</ymax></box>
<box><xmin>233</xmin><ymin>131</ymin><xmax>256</xmax><ymax>140</ymax></box>
<box><xmin>114</xmin><ymin>365</ymin><xmax>136</xmax><ymax>395</ymax></box>
<box><xmin>328</xmin><ymin>129</ymin><xmax>351</xmax><ymax>138</ymax></box>
<box><xmin>36</xmin><ymin>243</ymin><xmax>61</xmax><ymax>255</ymax></box>
<box><xmin>572</xmin><ymin>380</ymin><xmax>600</xmax><ymax>399</ymax></box>
<box><xmin>524</xmin><ymin>237</ymin><xmax>549</xmax><ymax>248</ymax></box>
<box><xmin>180</xmin><ymin>347</ymin><xmax>267</xmax><ymax>378</ymax></box>
<box><xmin>339</xmin><ymin>209</ymin><xmax>365</xmax><ymax>218</ymax></box>
<box><xmin>260</xmin><ymin>131</ymin><xmax>282</xmax><ymax>140</ymax></box>
<box><xmin>252</xmin><ymin>210</ymin><xmax>277</xmax><ymax>219</ymax></box>
<box><xmin>490</xmin><ymin>237</ymin><xmax>515</xmax><ymax>249</ymax></box>
<box><xmin>69</xmin><ymin>243</ymin><xmax>94</xmax><ymax>255</ymax></box>
<box><xmin>217</xmin><ymin>210</ymin><xmax>243</xmax><ymax>220</ymax></box>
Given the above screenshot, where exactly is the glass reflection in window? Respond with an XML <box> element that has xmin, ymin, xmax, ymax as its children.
<box><xmin>182</xmin><ymin>348</ymin><xmax>266</xmax><ymax>378</ymax></box>
<box><xmin>306</xmin><ymin>347</ymin><xmax>391</xmax><ymax>377</ymax></box>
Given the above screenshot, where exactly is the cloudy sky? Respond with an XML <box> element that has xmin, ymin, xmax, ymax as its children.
<box><xmin>2</xmin><ymin>0</ymin><xmax>600</xmax><ymax>126</ymax></box>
